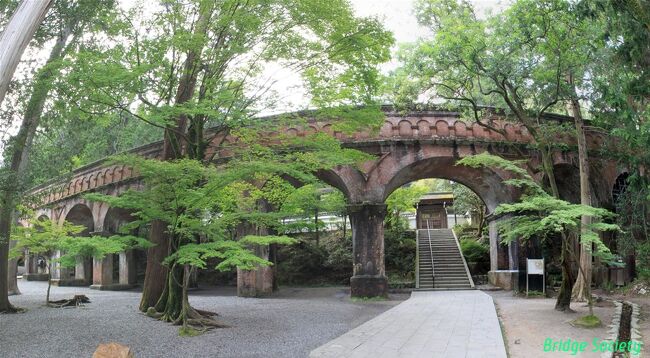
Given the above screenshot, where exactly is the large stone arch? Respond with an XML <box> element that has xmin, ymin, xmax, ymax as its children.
<box><xmin>63</xmin><ymin>203</ymin><xmax>94</xmax><ymax>234</ymax></box>
<box><xmin>51</xmin><ymin>203</ymin><xmax>95</xmax><ymax>286</ymax></box>
<box><xmin>92</xmin><ymin>207</ymin><xmax>140</xmax><ymax>290</ymax></box>
<box><xmin>22</xmin><ymin>213</ymin><xmax>50</xmax><ymax>281</ymax></box>
<box><xmin>382</xmin><ymin>156</ymin><xmax>517</xmax><ymax>213</ymax></box>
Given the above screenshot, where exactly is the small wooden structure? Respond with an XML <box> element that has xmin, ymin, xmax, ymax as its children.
<box><xmin>416</xmin><ymin>192</ymin><xmax>454</xmax><ymax>229</ymax></box>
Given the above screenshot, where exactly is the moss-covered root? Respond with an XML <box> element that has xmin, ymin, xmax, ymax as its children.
<box><xmin>572</xmin><ymin>314</ymin><xmax>602</xmax><ymax>328</ymax></box>
<box><xmin>0</xmin><ymin>304</ymin><xmax>25</xmax><ymax>314</ymax></box>
<box><xmin>146</xmin><ymin>305</ymin><xmax>229</xmax><ymax>332</ymax></box>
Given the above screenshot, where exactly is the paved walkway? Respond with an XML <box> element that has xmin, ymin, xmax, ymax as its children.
<box><xmin>310</xmin><ymin>290</ymin><xmax>507</xmax><ymax>358</ymax></box>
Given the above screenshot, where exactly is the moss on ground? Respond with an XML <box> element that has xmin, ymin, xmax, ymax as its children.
<box><xmin>572</xmin><ymin>314</ymin><xmax>602</xmax><ymax>328</ymax></box>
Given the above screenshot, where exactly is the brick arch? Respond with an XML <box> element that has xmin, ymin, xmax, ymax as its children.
<box><xmin>103</xmin><ymin>207</ymin><xmax>135</xmax><ymax>235</ymax></box>
<box><xmin>435</xmin><ymin>120</ymin><xmax>449</xmax><ymax>136</ymax></box>
<box><xmin>417</xmin><ymin>120</ymin><xmax>431</xmax><ymax>137</ymax></box>
<box><xmin>398</xmin><ymin>120</ymin><xmax>412</xmax><ymax>136</ymax></box>
<box><xmin>379</xmin><ymin>121</ymin><xmax>393</xmax><ymax>137</ymax></box>
<box><xmin>381</xmin><ymin>156</ymin><xmax>517</xmax><ymax>213</ymax></box>
<box><xmin>62</xmin><ymin>203</ymin><xmax>95</xmax><ymax>235</ymax></box>
<box><xmin>454</xmin><ymin>121</ymin><xmax>468</xmax><ymax>137</ymax></box>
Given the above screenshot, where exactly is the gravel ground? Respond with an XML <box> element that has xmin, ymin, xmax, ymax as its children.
<box><xmin>1</xmin><ymin>281</ymin><xmax>408</xmax><ymax>358</ymax></box>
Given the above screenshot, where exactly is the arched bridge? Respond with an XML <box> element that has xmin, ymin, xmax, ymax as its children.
<box><xmin>24</xmin><ymin>108</ymin><xmax>624</xmax><ymax>297</ymax></box>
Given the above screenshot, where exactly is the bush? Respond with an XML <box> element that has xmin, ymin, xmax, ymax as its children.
<box><xmin>275</xmin><ymin>228</ymin><xmax>417</xmax><ymax>286</ymax></box>
<box><xmin>385</xmin><ymin>228</ymin><xmax>416</xmax><ymax>279</ymax></box>
<box><xmin>454</xmin><ymin>223</ymin><xmax>480</xmax><ymax>241</ymax></box>
<box><xmin>637</xmin><ymin>241</ymin><xmax>650</xmax><ymax>281</ymax></box>
<box><xmin>276</xmin><ymin>240</ymin><xmax>329</xmax><ymax>285</ymax></box>
<box><xmin>276</xmin><ymin>231</ymin><xmax>353</xmax><ymax>285</ymax></box>
<box><xmin>323</xmin><ymin>234</ymin><xmax>353</xmax><ymax>283</ymax></box>
<box><xmin>460</xmin><ymin>238</ymin><xmax>489</xmax><ymax>263</ymax></box>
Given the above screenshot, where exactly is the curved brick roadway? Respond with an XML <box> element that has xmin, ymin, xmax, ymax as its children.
<box><xmin>310</xmin><ymin>290</ymin><xmax>507</xmax><ymax>358</ymax></box>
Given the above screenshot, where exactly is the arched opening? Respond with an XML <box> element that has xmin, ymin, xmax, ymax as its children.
<box><xmin>610</xmin><ymin>172</ymin><xmax>635</xmax><ymax>283</ymax></box>
<box><xmin>61</xmin><ymin>204</ymin><xmax>94</xmax><ymax>286</ymax></box>
<box><xmin>273</xmin><ymin>183</ymin><xmax>352</xmax><ymax>287</ymax></box>
<box><xmin>374</xmin><ymin>156</ymin><xmax>522</xmax><ymax>291</ymax></box>
<box><xmin>383</xmin><ymin>178</ymin><xmax>491</xmax><ymax>289</ymax></box>
<box><xmin>23</xmin><ymin>216</ymin><xmax>50</xmax><ymax>281</ymax></box>
<box><xmin>100</xmin><ymin>207</ymin><xmax>143</xmax><ymax>289</ymax></box>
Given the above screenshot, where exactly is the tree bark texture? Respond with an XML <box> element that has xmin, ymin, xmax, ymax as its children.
<box><xmin>140</xmin><ymin>2</ymin><xmax>212</xmax><ymax>312</ymax></box>
<box><xmin>0</xmin><ymin>0</ymin><xmax>52</xmax><ymax>105</ymax></box>
<box><xmin>0</xmin><ymin>20</ymin><xmax>73</xmax><ymax>311</ymax></box>
<box><xmin>568</xmin><ymin>89</ymin><xmax>593</xmax><ymax>302</ymax></box>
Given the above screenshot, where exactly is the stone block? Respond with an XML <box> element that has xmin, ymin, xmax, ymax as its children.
<box><xmin>488</xmin><ymin>270</ymin><xmax>519</xmax><ymax>291</ymax></box>
<box><xmin>92</xmin><ymin>343</ymin><xmax>134</xmax><ymax>358</ymax></box>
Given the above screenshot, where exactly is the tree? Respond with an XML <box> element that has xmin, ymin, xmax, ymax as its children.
<box><xmin>66</xmin><ymin>0</ymin><xmax>392</xmax><ymax>312</ymax></box>
<box><xmin>385</xmin><ymin>182</ymin><xmax>428</xmax><ymax>230</ymax></box>
<box><xmin>459</xmin><ymin>153</ymin><xmax>619</xmax><ymax>316</ymax></box>
<box><xmin>279</xmin><ymin>185</ymin><xmax>346</xmax><ymax>245</ymax></box>
<box><xmin>0</xmin><ymin>0</ymin><xmax>52</xmax><ymax>105</ymax></box>
<box><xmin>9</xmin><ymin>216</ymin><xmax>142</xmax><ymax>306</ymax></box>
<box><xmin>85</xmin><ymin>156</ymin><xmax>302</xmax><ymax>333</ymax></box>
<box><xmin>392</xmin><ymin>0</ymin><xmax>608</xmax><ymax>311</ymax></box>
<box><xmin>452</xmin><ymin>184</ymin><xmax>486</xmax><ymax>233</ymax></box>
<box><xmin>0</xmin><ymin>0</ymin><xmax>119</xmax><ymax>313</ymax></box>
<box><xmin>581</xmin><ymin>0</ymin><xmax>650</xmax><ymax>283</ymax></box>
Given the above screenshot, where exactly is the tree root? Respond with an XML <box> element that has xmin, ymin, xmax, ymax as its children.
<box><xmin>146</xmin><ymin>305</ymin><xmax>229</xmax><ymax>332</ymax></box>
<box><xmin>48</xmin><ymin>295</ymin><xmax>90</xmax><ymax>308</ymax></box>
<box><xmin>194</xmin><ymin>308</ymin><xmax>218</xmax><ymax>317</ymax></box>
<box><xmin>0</xmin><ymin>304</ymin><xmax>25</xmax><ymax>314</ymax></box>
<box><xmin>554</xmin><ymin>305</ymin><xmax>576</xmax><ymax>313</ymax></box>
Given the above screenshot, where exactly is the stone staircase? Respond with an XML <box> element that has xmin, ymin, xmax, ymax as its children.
<box><xmin>417</xmin><ymin>229</ymin><xmax>474</xmax><ymax>290</ymax></box>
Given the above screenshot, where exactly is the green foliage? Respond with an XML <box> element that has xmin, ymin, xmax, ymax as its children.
<box><xmin>85</xmin><ymin>156</ymin><xmax>306</xmax><ymax>273</ymax></box>
<box><xmin>384</xmin><ymin>228</ymin><xmax>416</xmax><ymax>280</ymax></box>
<box><xmin>278</xmin><ymin>184</ymin><xmax>347</xmax><ymax>235</ymax></box>
<box><xmin>636</xmin><ymin>241</ymin><xmax>650</xmax><ymax>280</ymax></box>
<box><xmin>385</xmin><ymin>182</ymin><xmax>428</xmax><ymax>230</ymax></box>
<box><xmin>459</xmin><ymin>238</ymin><xmax>489</xmax><ymax>263</ymax></box>
<box><xmin>275</xmin><ymin>231</ymin><xmax>352</xmax><ymax>286</ymax></box>
<box><xmin>454</xmin><ymin>223</ymin><xmax>480</xmax><ymax>241</ymax></box>
<box><xmin>458</xmin><ymin>153</ymin><xmax>620</xmax><ymax>262</ymax></box>
<box><xmin>10</xmin><ymin>217</ymin><xmax>140</xmax><ymax>270</ymax></box>
<box><xmin>277</xmin><ymin>239</ymin><xmax>330</xmax><ymax>285</ymax></box>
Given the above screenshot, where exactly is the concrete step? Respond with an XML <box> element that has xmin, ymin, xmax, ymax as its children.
<box><xmin>434</xmin><ymin>276</ymin><xmax>470</xmax><ymax>280</ymax></box>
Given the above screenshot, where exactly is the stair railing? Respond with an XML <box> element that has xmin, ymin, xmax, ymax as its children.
<box><xmin>426</xmin><ymin>220</ymin><xmax>435</xmax><ymax>286</ymax></box>
<box><xmin>415</xmin><ymin>229</ymin><xmax>420</xmax><ymax>289</ymax></box>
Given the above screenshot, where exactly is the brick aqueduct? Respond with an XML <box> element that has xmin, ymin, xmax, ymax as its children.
<box><xmin>23</xmin><ymin>108</ymin><xmax>624</xmax><ymax>297</ymax></box>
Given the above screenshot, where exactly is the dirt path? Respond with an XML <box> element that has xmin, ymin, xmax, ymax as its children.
<box><xmin>488</xmin><ymin>291</ymin><xmax>615</xmax><ymax>358</ymax></box>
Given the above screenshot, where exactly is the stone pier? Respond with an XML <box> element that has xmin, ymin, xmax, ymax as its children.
<box><xmin>348</xmin><ymin>203</ymin><xmax>388</xmax><ymax>298</ymax></box>
<box><xmin>487</xmin><ymin>216</ymin><xmax>520</xmax><ymax>291</ymax></box>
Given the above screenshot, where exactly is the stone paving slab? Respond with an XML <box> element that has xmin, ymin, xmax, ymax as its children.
<box><xmin>310</xmin><ymin>290</ymin><xmax>507</xmax><ymax>358</ymax></box>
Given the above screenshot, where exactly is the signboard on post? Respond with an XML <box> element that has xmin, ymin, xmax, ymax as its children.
<box><xmin>526</xmin><ymin>258</ymin><xmax>545</xmax><ymax>295</ymax></box>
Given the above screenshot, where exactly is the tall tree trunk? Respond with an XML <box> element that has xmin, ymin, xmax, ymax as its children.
<box><xmin>7</xmin><ymin>239</ymin><xmax>19</xmax><ymax>295</ymax></box>
<box><xmin>314</xmin><ymin>209</ymin><xmax>319</xmax><ymax>245</ymax></box>
<box><xmin>567</xmin><ymin>84</ymin><xmax>593</xmax><ymax>302</ymax></box>
<box><xmin>141</xmin><ymin>2</ymin><xmax>212</xmax><ymax>314</ymax></box>
<box><xmin>0</xmin><ymin>15</ymin><xmax>72</xmax><ymax>313</ymax></box>
<box><xmin>538</xmin><ymin>144</ymin><xmax>575</xmax><ymax>311</ymax></box>
<box><xmin>0</xmin><ymin>0</ymin><xmax>52</xmax><ymax>105</ymax></box>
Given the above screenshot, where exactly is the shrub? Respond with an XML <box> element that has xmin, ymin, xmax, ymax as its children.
<box><xmin>460</xmin><ymin>238</ymin><xmax>489</xmax><ymax>263</ymax></box>
<box><xmin>454</xmin><ymin>223</ymin><xmax>481</xmax><ymax>242</ymax></box>
<box><xmin>276</xmin><ymin>240</ymin><xmax>329</xmax><ymax>285</ymax></box>
<box><xmin>385</xmin><ymin>228</ymin><xmax>416</xmax><ymax>278</ymax></box>
<box><xmin>637</xmin><ymin>241</ymin><xmax>650</xmax><ymax>281</ymax></box>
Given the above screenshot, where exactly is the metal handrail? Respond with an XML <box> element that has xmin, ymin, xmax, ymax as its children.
<box><xmin>415</xmin><ymin>230</ymin><xmax>420</xmax><ymax>289</ymax></box>
<box><xmin>426</xmin><ymin>220</ymin><xmax>435</xmax><ymax>285</ymax></box>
